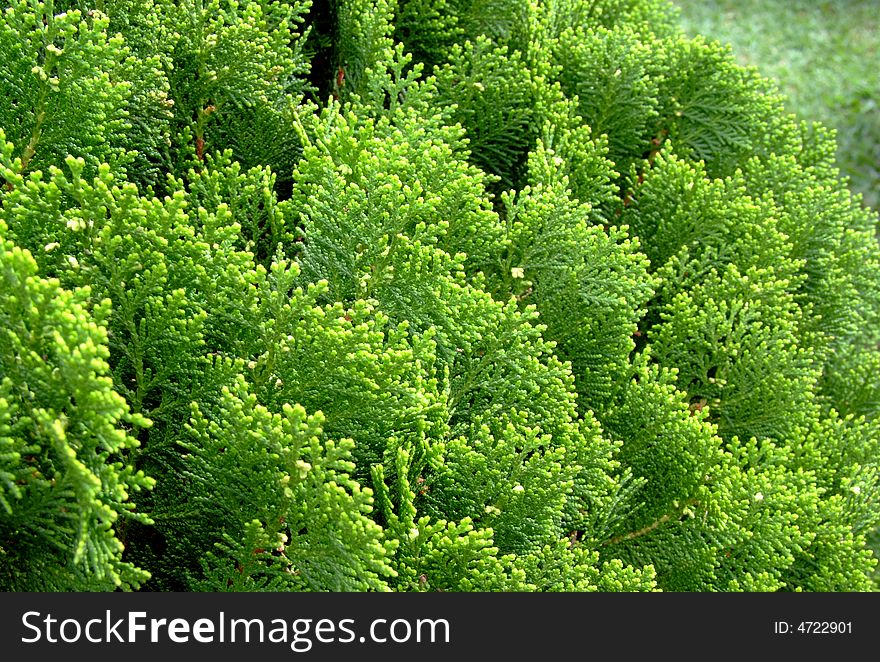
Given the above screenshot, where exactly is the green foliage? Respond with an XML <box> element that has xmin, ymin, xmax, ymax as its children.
<box><xmin>555</xmin><ymin>25</ymin><xmax>660</xmax><ymax>176</ymax></box>
<box><xmin>1</xmin><ymin>0</ymin><xmax>878</xmax><ymax>592</ymax></box>
<box><xmin>486</xmin><ymin>140</ymin><xmax>654</xmax><ymax>413</ymax></box>
<box><xmin>289</xmin><ymin>94</ymin><xmax>502</xmax><ymax>281</ymax></box>
<box><xmin>175</xmin><ymin>376</ymin><xmax>398</xmax><ymax>591</ymax></box>
<box><xmin>0</xmin><ymin>216</ymin><xmax>152</xmax><ymax>590</ymax></box>
<box><xmin>674</xmin><ymin>0</ymin><xmax>880</xmax><ymax>210</ymax></box>
<box><xmin>432</xmin><ymin>36</ymin><xmax>537</xmax><ymax>191</ymax></box>
<box><xmin>0</xmin><ymin>1</ymin><xmax>132</xmax><ymax>177</ymax></box>
<box><xmin>158</xmin><ymin>0</ymin><xmax>312</xmax><ymax>180</ymax></box>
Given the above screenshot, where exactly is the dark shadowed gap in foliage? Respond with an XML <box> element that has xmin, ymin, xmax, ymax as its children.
<box><xmin>304</xmin><ymin>0</ymin><xmax>341</xmax><ymax>103</ymax></box>
<box><xmin>120</xmin><ymin>433</ymin><xmax>189</xmax><ymax>591</ymax></box>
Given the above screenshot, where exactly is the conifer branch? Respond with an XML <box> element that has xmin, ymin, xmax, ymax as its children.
<box><xmin>599</xmin><ymin>500</ymin><xmax>700</xmax><ymax>547</ymax></box>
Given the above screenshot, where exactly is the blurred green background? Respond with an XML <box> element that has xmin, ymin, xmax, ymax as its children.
<box><xmin>673</xmin><ymin>0</ymin><xmax>879</xmax><ymax>210</ymax></box>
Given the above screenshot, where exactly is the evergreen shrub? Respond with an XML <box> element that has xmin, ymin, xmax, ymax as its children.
<box><xmin>1</xmin><ymin>0</ymin><xmax>878</xmax><ymax>591</ymax></box>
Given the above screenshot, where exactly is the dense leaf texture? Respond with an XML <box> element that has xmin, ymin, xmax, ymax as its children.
<box><xmin>0</xmin><ymin>0</ymin><xmax>877</xmax><ymax>591</ymax></box>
